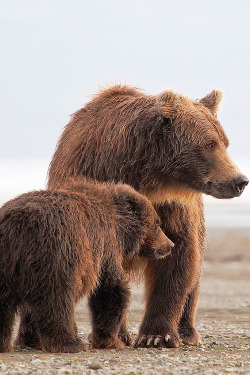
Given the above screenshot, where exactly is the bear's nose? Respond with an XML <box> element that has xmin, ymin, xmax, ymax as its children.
<box><xmin>234</xmin><ymin>175</ymin><xmax>249</xmax><ymax>193</ymax></box>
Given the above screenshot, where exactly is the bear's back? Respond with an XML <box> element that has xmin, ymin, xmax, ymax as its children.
<box><xmin>48</xmin><ymin>85</ymin><xmax>163</xmax><ymax>190</ymax></box>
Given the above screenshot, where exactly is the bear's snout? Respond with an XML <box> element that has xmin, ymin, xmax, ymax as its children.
<box><xmin>206</xmin><ymin>173</ymin><xmax>249</xmax><ymax>199</ymax></box>
<box><xmin>234</xmin><ymin>175</ymin><xmax>249</xmax><ymax>195</ymax></box>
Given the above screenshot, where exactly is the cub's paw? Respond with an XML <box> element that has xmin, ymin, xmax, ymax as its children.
<box><xmin>179</xmin><ymin>326</ymin><xmax>201</xmax><ymax>346</ymax></box>
<box><xmin>92</xmin><ymin>336</ymin><xmax>126</xmax><ymax>350</ymax></box>
<box><xmin>14</xmin><ymin>334</ymin><xmax>42</xmax><ymax>350</ymax></box>
<box><xmin>118</xmin><ymin>330</ymin><xmax>132</xmax><ymax>346</ymax></box>
<box><xmin>0</xmin><ymin>341</ymin><xmax>12</xmax><ymax>353</ymax></box>
<box><xmin>134</xmin><ymin>333</ymin><xmax>180</xmax><ymax>348</ymax></box>
<box><xmin>46</xmin><ymin>338</ymin><xmax>88</xmax><ymax>353</ymax></box>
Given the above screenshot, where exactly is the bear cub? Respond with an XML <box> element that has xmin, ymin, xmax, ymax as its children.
<box><xmin>0</xmin><ymin>177</ymin><xmax>174</xmax><ymax>353</ymax></box>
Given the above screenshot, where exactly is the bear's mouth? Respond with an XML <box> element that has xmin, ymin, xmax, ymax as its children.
<box><xmin>205</xmin><ymin>177</ymin><xmax>248</xmax><ymax>199</ymax></box>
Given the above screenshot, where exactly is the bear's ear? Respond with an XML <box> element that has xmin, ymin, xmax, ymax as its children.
<box><xmin>199</xmin><ymin>89</ymin><xmax>223</xmax><ymax>114</ymax></box>
<box><xmin>156</xmin><ymin>90</ymin><xmax>177</xmax><ymax>119</ymax></box>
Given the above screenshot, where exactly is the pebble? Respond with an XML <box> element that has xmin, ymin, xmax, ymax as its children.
<box><xmin>147</xmin><ymin>350</ymin><xmax>155</xmax><ymax>354</ymax></box>
<box><xmin>88</xmin><ymin>361</ymin><xmax>103</xmax><ymax>370</ymax></box>
<box><xmin>0</xmin><ymin>363</ymin><xmax>7</xmax><ymax>371</ymax></box>
<box><xmin>30</xmin><ymin>359</ymin><xmax>42</xmax><ymax>365</ymax></box>
<box><xmin>58</xmin><ymin>368</ymin><xmax>72</xmax><ymax>374</ymax></box>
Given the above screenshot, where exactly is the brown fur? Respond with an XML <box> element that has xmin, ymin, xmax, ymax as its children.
<box><xmin>0</xmin><ymin>177</ymin><xmax>173</xmax><ymax>353</ymax></box>
<box><xmin>22</xmin><ymin>84</ymin><xmax>248</xmax><ymax>348</ymax></box>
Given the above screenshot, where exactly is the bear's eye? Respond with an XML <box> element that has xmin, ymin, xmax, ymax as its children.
<box><xmin>205</xmin><ymin>141</ymin><xmax>216</xmax><ymax>150</ymax></box>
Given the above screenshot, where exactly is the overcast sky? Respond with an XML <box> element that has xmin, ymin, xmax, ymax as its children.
<box><xmin>0</xmin><ymin>0</ymin><xmax>249</xmax><ymax>203</ymax></box>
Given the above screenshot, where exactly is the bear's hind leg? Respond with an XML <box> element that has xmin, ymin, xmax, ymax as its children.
<box><xmin>178</xmin><ymin>284</ymin><xmax>201</xmax><ymax>345</ymax></box>
<box><xmin>88</xmin><ymin>267</ymin><xmax>130</xmax><ymax>349</ymax></box>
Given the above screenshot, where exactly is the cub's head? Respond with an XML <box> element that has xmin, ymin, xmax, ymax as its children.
<box><xmin>156</xmin><ymin>90</ymin><xmax>248</xmax><ymax>199</ymax></box>
<box><xmin>114</xmin><ymin>185</ymin><xmax>174</xmax><ymax>260</ymax></box>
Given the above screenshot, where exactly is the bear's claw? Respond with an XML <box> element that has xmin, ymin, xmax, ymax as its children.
<box><xmin>134</xmin><ymin>333</ymin><xmax>180</xmax><ymax>348</ymax></box>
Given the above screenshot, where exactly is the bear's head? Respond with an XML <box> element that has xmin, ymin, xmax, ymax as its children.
<box><xmin>114</xmin><ymin>185</ymin><xmax>174</xmax><ymax>260</ymax></box>
<box><xmin>155</xmin><ymin>90</ymin><xmax>248</xmax><ymax>199</ymax></box>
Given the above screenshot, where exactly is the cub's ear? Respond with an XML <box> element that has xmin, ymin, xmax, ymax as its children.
<box><xmin>115</xmin><ymin>188</ymin><xmax>147</xmax><ymax>220</ymax></box>
<box><xmin>114</xmin><ymin>189</ymin><xmax>146</xmax><ymax>258</ymax></box>
<box><xmin>156</xmin><ymin>90</ymin><xmax>177</xmax><ymax>119</ymax></box>
<box><xmin>199</xmin><ymin>89</ymin><xmax>223</xmax><ymax>114</ymax></box>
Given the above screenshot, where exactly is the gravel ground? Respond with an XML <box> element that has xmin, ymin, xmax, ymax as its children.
<box><xmin>0</xmin><ymin>228</ymin><xmax>249</xmax><ymax>375</ymax></box>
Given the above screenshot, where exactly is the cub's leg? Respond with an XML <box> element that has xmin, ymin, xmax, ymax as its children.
<box><xmin>118</xmin><ymin>313</ymin><xmax>132</xmax><ymax>346</ymax></box>
<box><xmin>88</xmin><ymin>312</ymin><xmax>132</xmax><ymax>347</ymax></box>
<box><xmin>88</xmin><ymin>265</ymin><xmax>130</xmax><ymax>349</ymax></box>
<box><xmin>31</xmin><ymin>294</ymin><xmax>87</xmax><ymax>353</ymax></box>
<box><xmin>15</xmin><ymin>305</ymin><xmax>42</xmax><ymax>349</ymax></box>
<box><xmin>0</xmin><ymin>282</ymin><xmax>18</xmax><ymax>352</ymax></box>
<box><xmin>15</xmin><ymin>306</ymin><xmax>81</xmax><ymax>350</ymax></box>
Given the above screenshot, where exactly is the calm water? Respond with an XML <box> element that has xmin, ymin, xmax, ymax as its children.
<box><xmin>1</xmin><ymin>159</ymin><xmax>250</xmax><ymax>229</ymax></box>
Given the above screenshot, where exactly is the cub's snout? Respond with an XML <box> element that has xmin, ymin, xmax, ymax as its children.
<box><xmin>140</xmin><ymin>226</ymin><xmax>174</xmax><ymax>260</ymax></box>
<box><xmin>153</xmin><ymin>227</ymin><xmax>174</xmax><ymax>259</ymax></box>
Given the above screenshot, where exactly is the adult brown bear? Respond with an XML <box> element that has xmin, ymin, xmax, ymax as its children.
<box><xmin>0</xmin><ymin>177</ymin><xmax>173</xmax><ymax>352</ymax></box>
<box><xmin>19</xmin><ymin>85</ymin><xmax>248</xmax><ymax>348</ymax></box>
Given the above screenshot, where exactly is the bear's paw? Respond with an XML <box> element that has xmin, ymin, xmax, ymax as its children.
<box><xmin>179</xmin><ymin>325</ymin><xmax>201</xmax><ymax>346</ymax></box>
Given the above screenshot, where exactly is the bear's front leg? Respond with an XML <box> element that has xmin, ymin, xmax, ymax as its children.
<box><xmin>134</xmin><ymin>200</ymin><xmax>203</xmax><ymax>349</ymax></box>
<box><xmin>134</xmin><ymin>258</ymin><xmax>184</xmax><ymax>348</ymax></box>
<box><xmin>88</xmin><ymin>266</ymin><xmax>130</xmax><ymax>349</ymax></box>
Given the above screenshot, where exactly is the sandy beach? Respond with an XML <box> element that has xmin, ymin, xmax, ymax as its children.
<box><xmin>0</xmin><ymin>226</ymin><xmax>249</xmax><ymax>374</ymax></box>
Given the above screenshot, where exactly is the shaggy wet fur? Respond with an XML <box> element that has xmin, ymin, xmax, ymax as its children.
<box><xmin>21</xmin><ymin>84</ymin><xmax>248</xmax><ymax>348</ymax></box>
<box><xmin>0</xmin><ymin>177</ymin><xmax>173</xmax><ymax>353</ymax></box>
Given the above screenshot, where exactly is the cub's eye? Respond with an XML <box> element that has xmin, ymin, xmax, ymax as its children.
<box><xmin>154</xmin><ymin>221</ymin><xmax>162</xmax><ymax>228</ymax></box>
<box><xmin>205</xmin><ymin>141</ymin><xmax>216</xmax><ymax>150</ymax></box>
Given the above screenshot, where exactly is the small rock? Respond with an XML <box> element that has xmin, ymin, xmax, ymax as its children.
<box><xmin>0</xmin><ymin>363</ymin><xmax>7</xmax><ymax>371</ymax></box>
<box><xmin>30</xmin><ymin>359</ymin><xmax>42</xmax><ymax>365</ymax></box>
<box><xmin>88</xmin><ymin>361</ymin><xmax>103</xmax><ymax>370</ymax></box>
<box><xmin>58</xmin><ymin>368</ymin><xmax>72</xmax><ymax>374</ymax></box>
